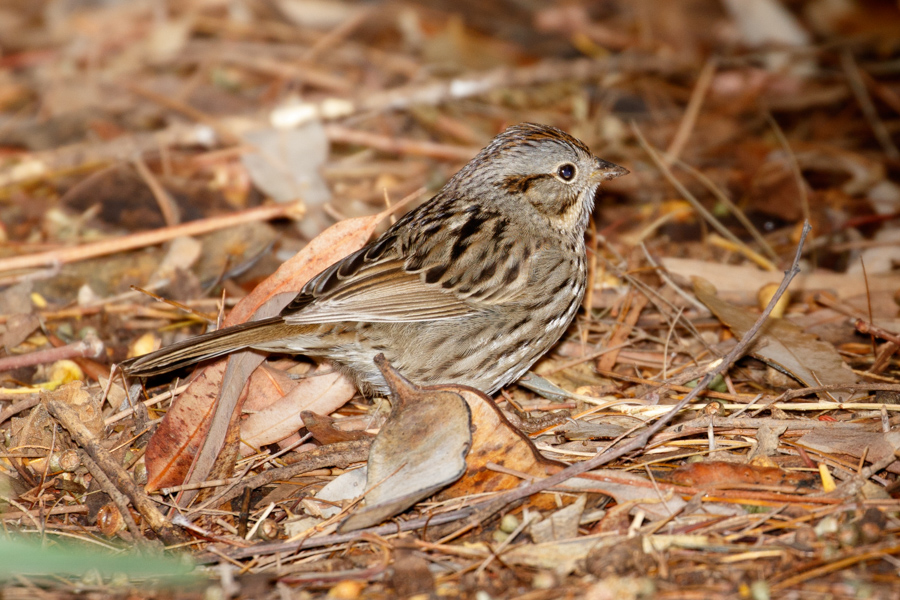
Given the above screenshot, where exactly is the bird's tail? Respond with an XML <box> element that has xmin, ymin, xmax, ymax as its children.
<box><xmin>119</xmin><ymin>316</ymin><xmax>289</xmax><ymax>377</ymax></box>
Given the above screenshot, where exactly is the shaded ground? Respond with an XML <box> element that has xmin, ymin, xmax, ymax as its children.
<box><xmin>1</xmin><ymin>0</ymin><xmax>900</xmax><ymax>598</ymax></box>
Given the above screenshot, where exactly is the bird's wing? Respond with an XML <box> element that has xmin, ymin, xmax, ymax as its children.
<box><xmin>280</xmin><ymin>198</ymin><xmax>538</xmax><ymax>324</ymax></box>
<box><xmin>280</xmin><ymin>242</ymin><xmax>476</xmax><ymax>324</ymax></box>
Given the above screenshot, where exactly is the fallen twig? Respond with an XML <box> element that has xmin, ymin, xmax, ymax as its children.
<box><xmin>0</xmin><ymin>201</ymin><xmax>304</xmax><ymax>275</ymax></box>
<box><xmin>188</xmin><ymin>439</ymin><xmax>371</xmax><ymax>512</ymax></box>
<box><xmin>0</xmin><ymin>335</ymin><xmax>103</xmax><ymax>373</ymax></box>
<box><xmin>45</xmin><ymin>400</ymin><xmax>187</xmax><ymax>545</ymax></box>
<box><xmin>77</xmin><ymin>450</ymin><xmax>147</xmax><ymax>544</ymax></box>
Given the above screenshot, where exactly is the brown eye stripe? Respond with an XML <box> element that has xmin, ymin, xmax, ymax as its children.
<box><xmin>500</xmin><ymin>173</ymin><xmax>552</xmax><ymax>193</ymax></box>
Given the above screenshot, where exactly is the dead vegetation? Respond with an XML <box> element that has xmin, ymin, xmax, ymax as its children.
<box><xmin>1</xmin><ymin>0</ymin><xmax>900</xmax><ymax>598</ymax></box>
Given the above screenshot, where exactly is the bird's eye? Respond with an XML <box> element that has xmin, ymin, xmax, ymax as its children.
<box><xmin>557</xmin><ymin>163</ymin><xmax>576</xmax><ymax>181</ymax></box>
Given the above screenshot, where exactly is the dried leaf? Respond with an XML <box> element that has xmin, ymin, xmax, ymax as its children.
<box><xmin>693</xmin><ymin>277</ymin><xmax>862</xmax><ymax>401</ymax></box>
<box><xmin>503</xmin><ymin>537</ymin><xmax>622</xmax><ymax>576</ymax></box>
<box><xmin>389</xmin><ymin>545</ymin><xmax>435</xmax><ymax>598</ymax></box>
<box><xmin>144</xmin><ymin>214</ymin><xmax>380</xmax><ymax>492</ymax></box>
<box><xmin>2</xmin><ymin>314</ymin><xmax>40</xmax><ymax>352</ymax></box>
<box><xmin>563</xmin><ymin>470</ymin><xmax>691</xmax><ymax>522</ymax></box>
<box><xmin>0</xmin><ymin>283</ymin><xmax>33</xmax><ymax>315</ymax></box>
<box><xmin>721</xmin><ymin>0</ymin><xmax>811</xmax><ymax>72</ymax></box>
<box><xmin>11</xmin><ymin>382</ymin><xmax>102</xmax><ymax>475</ymax></box>
<box><xmin>241</xmin><ymin>122</ymin><xmax>332</xmax><ymax>239</ymax></box>
<box><xmin>241</xmin><ymin>363</ymin><xmax>299</xmax><ymax>413</ymax></box>
<box><xmin>225</xmin><ymin>213</ymin><xmax>382</xmax><ymax>326</ymax></box>
<box><xmin>437</xmin><ymin>386</ymin><xmax>563</xmax><ymax>502</ymax></box>
<box><xmin>312</xmin><ymin>468</ymin><xmax>368</xmax><ymax>519</ymax></box>
<box><xmin>663</xmin><ymin>258</ymin><xmax>900</xmax><ymax>301</ymax></box>
<box><xmin>339</xmin><ymin>356</ymin><xmax>471</xmax><ymax>532</ymax></box>
<box><xmin>239</xmin><ymin>365</ymin><xmax>357</xmax><ymax>454</ymax></box>
<box><xmin>144</xmin><ymin>360</ymin><xmax>226</xmax><ymax>492</ymax></box>
<box><xmin>275</xmin><ymin>0</ymin><xmax>362</xmax><ymax>28</ymax></box>
<box><xmin>302</xmin><ymin>410</ymin><xmax>374</xmax><ymax>445</ymax></box>
<box><xmin>666</xmin><ymin>460</ymin><xmax>818</xmax><ymax>489</ymax></box>
<box><xmin>529</xmin><ymin>495</ymin><xmax>586</xmax><ymax>543</ymax></box>
<box><xmin>797</xmin><ymin>430</ymin><xmax>900</xmax><ymax>474</ymax></box>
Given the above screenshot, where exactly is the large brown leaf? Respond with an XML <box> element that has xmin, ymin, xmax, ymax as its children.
<box><xmin>437</xmin><ymin>387</ymin><xmax>564</xmax><ymax>501</ymax></box>
<box><xmin>339</xmin><ymin>356</ymin><xmax>472</xmax><ymax>532</ymax></box>
<box><xmin>145</xmin><ymin>214</ymin><xmax>381</xmax><ymax>492</ymax></box>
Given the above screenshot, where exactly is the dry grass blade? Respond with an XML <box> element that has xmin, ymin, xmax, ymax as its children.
<box><xmin>633</xmin><ymin>124</ymin><xmax>777</xmax><ymax>272</ymax></box>
<box><xmin>3</xmin><ymin>2</ymin><xmax>899</xmax><ymax>595</ymax></box>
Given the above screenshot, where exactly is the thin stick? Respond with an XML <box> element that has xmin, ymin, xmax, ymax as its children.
<box><xmin>841</xmin><ymin>50</ymin><xmax>900</xmax><ymax>160</ymax></box>
<box><xmin>452</xmin><ymin>222</ymin><xmax>811</xmax><ymax>535</ymax></box>
<box><xmin>0</xmin><ymin>396</ymin><xmax>41</xmax><ymax>425</ymax></box>
<box><xmin>196</xmin><ymin>439</ymin><xmax>371</xmax><ymax>509</ymax></box>
<box><xmin>622</xmin><ymin>401</ymin><xmax>900</xmax><ymax>416</ymax></box>
<box><xmin>78</xmin><ymin>450</ymin><xmax>146</xmax><ymax>542</ymax></box>
<box><xmin>0</xmin><ymin>335</ymin><xmax>103</xmax><ymax>373</ymax></box>
<box><xmin>45</xmin><ymin>400</ymin><xmax>187</xmax><ymax>545</ymax></box>
<box><xmin>104</xmin><ymin>382</ymin><xmax>190</xmax><ymax>426</ymax></box>
<box><xmin>0</xmin><ymin>505</ymin><xmax>88</xmax><ymax>520</ymax></box>
<box><xmin>633</xmin><ymin>124</ymin><xmax>777</xmax><ymax>272</ymax></box>
<box><xmin>665</xmin><ymin>58</ymin><xmax>716</xmax><ymax>164</ymax></box>
<box><xmin>222</xmin><ymin>509</ymin><xmax>473</xmax><ymax>561</ymax></box>
<box><xmin>672</xmin><ymin>157</ymin><xmax>779</xmax><ymax>262</ymax></box>
<box><xmin>765</xmin><ymin>113</ymin><xmax>811</xmax><ymax>229</ymax></box>
<box><xmin>0</xmin><ymin>201</ymin><xmax>304</xmax><ymax>275</ymax></box>
<box><xmin>302</xmin><ymin>6</ymin><xmax>374</xmax><ymax>62</ymax></box>
<box><xmin>323</xmin><ymin>125</ymin><xmax>479</xmax><ymax>161</ymax></box>
<box><xmin>132</xmin><ymin>155</ymin><xmax>180</xmax><ymax>227</ymax></box>
<box><xmin>124</xmin><ymin>82</ymin><xmax>242</xmax><ymax>147</ymax></box>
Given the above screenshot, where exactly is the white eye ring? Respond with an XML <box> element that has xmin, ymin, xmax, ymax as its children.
<box><xmin>557</xmin><ymin>163</ymin><xmax>576</xmax><ymax>181</ymax></box>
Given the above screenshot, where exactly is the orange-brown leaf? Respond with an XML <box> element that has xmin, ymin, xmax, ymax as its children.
<box><xmin>144</xmin><ymin>215</ymin><xmax>380</xmax><ymax>491</ymax></box>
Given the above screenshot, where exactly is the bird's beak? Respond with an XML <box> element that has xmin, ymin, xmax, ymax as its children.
<box><xmin>592</xmin><ymin>157</ymin><xmax>629</xmax><ymax>182</ymax></box>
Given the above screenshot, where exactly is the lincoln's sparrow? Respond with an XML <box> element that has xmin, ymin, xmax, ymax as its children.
<box><xmin>122</xmin><ymin>123</ymin><xmax>628</xmax><ymax>395</ymax></box>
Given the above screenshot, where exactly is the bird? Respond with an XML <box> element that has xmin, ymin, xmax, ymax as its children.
<box><xmin>120</xmin><ymin>123</ymin><xmax>628</xmax><ymax>396</ymax></box>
